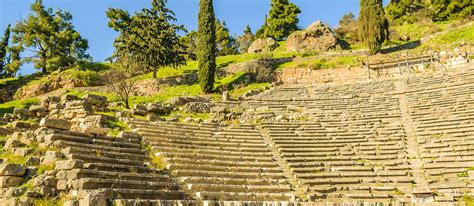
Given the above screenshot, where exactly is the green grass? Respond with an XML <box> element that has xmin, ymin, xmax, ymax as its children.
<box><xmin>0</xmin><ymin>98</ymin><xmax>39</xmax><ymax>117</ymax></box>
<box><xmin>34</xmin><ymin>198</ymin><xmax>63</xmax><ymax>206</ymax></box>
<box><xmin>37</xmin><ymin>163</ymin><xmax>55</xmax><ymax>175</ymax></box>
<box><xmin>420</xmin><ymin>22</ymin><xmax>474</xmax><ymax>50</ymax></box>
<box><xmin>276</xmin><ymin>55</ymin><xmax>363</xmax><ymax>70</ymax></box>
<box><xmin>392</xmin><ymin>21</ymin><xmax>456</xmax><ymax>41</ymax></box>
<box><xmin>230</xmin><ymin>82</ymin><xmax>270</xmax><ymax>98</ymax></box>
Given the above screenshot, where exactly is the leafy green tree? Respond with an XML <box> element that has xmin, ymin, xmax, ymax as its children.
<box><xmin>258</xmin><ymin>0</ymin><xmax>301</xmax><ymax>40</ymax></box>
<box><xmin>0</xmin><ymin>24</ymin><xmax>11</xmax><ymax>77</ymax></box>
<box><xmin>335</xmin><ymin>12</ymin><xmax>359</xmax><ymax>44</ymax></box>
<box><xmin>237</xmin><ymin>25</ymin><xmax>256</xmax><ymax>53</ymax></box>
<box><xmin>197</xmin><ymin>0</ymin><xmax>217</xmax><ymax>93</ymax></box>
<box><xmin>359</xmin><ymin>0</ymin><xmax>390</xmax><ymax>54</ymax></box>
<box><xmin>11</xmin><ymin>0</ymin><xmax>89</xmax><ymax>74</ymax></box>
<box><xmin>180</xmin><ymin>30</ymin><xmax>198</xmax><ymax>60</ymax></box>
<box><xmin>107</xmin><ymin>0</ymin><xmax>186</xmax><ymax>79</ymax></box>
<box><xmin>215</xmin><ymin>19</ymin><xmax>238</xmax><ymax>56</ymax></box>
<box><xmin>432</xmin><ymin>0</ymin><xmax>473</xmax><ymax>20</ymax></box>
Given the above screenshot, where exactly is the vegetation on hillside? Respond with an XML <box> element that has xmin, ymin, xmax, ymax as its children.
<box><xmin>386</xmin><ymin>0</ymin><xmax>473</xmax><ymax>24</ymax></box>
<box><xmin>257</xmin><ymin>0</ymin><xmax>301</xmax><ymax>40</ymax></box>
<box><xmin>359</xmin><ymin>0</ymin><xmax>390</xmax><ymax>54</ymax></box>
<box><xmin>106</xmin><ymin>0</ymin><xmax>187</xmax><ymax>79</ymax></box>
<box><xmin>197</xmin><ymin>0</ymin><xmax>217</xmax><ymax>93</ymax></box>
<box><xmin>10</xmin><ymin>0</ymin><xmax>90</xmax><ymax>74</ymax></box>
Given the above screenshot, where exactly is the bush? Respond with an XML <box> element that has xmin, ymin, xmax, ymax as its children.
<box><xmin>68</xmin><ymin>70</ymin><xmax>102</xmax><ymax>86</ymax></box>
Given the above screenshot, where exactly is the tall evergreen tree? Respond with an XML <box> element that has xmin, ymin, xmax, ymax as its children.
<box><xmin>11</xmin><ymin>0</ymin><xmax>89</xmax><ymax>74</ymax></box>
<box><xmin>258</xmin><ymin>0</ymin><xmax>301</xmax><ymax>40</ymax></box>
<box><xmin>197</xmin><ymin>0</ymin><xmax>217</xmax><ymax>93</ymax></box>
<box><xmin>107</xmin><ymin>0</ymin><xmax>186</xmax><ymax>78</ymax></box>
<box><xmin>0</xmin><ymin>24</ymin><xmax>11</xmax><ymax>76</ymax></box>
<box><xmin>359</xmin><ymin>0</ymin><xmax>389</xmax><ymax>54</ymax></box>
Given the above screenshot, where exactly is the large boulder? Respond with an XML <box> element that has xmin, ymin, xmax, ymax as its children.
<box><xmin>286</xmin><ymin>20</ymin><xmax>338</xmax><ymax>52</ymax></box>
<box><xmin>248</xmin><ymin>38</ymin><xmax>279</xmax><ymax>53</ymax></box>
<box><xmin>0</xmin><ymin>163</ymin><xmax>26</xmax><ymax>176</ymax></box>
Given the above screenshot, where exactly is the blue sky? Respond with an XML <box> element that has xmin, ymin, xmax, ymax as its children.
<box><xmin>0</xmin><ymin>0</ymin><xmax>388</xmax><ymax>76</ymax></box>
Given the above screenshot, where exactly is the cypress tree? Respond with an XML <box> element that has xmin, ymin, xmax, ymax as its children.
<box><xmin>359</xmin><ymin>0</ymin><xmax>389</xmax><ymax>55</ymax></box>
<box><xmin>197</xmin><ymin>0</ymin><xmax>217</xmax><ymax>93</ymax></box>
<box><xmin>0</xmin><ymin>24</ymin><xmax>11</xmax><ymax>75</ymax></box>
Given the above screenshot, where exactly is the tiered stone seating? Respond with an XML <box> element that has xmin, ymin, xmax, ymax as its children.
<box><xmin>406</xmin><ymin>71</ymin><xmax>474</xmax><ymax>201</ymax></box>
<box><xmin>257</xmin><ymin>95</ymin><xmax>412</xmax><ymax>202</ymax></box>
<box><xmin>45</xmin><ymin>129</ymin><xmax>188</xmax><ymax>202</ymax></box>
<box><xmin>128</xmin><ymin>120</ymin><xmax>295</xmax><ymax>201</ymax></box>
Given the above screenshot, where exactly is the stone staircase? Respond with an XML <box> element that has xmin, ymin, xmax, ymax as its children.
<box><xmin>128</xmin><ymin>120</ymin><xmax>295</xmax><ymax>202</ymax></box>
<box><xmin>41</xmin><ymin>128</ymin><xmax>188</xmax><ymax>204</ymax></box>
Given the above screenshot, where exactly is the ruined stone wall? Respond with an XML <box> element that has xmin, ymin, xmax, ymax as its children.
<box><xmin>279</xmin><ymin>54</ymin><xmax>471</xmax><ymax>85</ymax></box>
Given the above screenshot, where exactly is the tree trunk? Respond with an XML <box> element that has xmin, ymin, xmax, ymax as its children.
<box><xmin>41</xmin><ymin>52</ymin><xmax>47</xmax><ymax>74</ymax></box>
<box><xmin>153</xmin><ymin>68</ymin><xmax>157</xmax><ymax>79</ymax></box>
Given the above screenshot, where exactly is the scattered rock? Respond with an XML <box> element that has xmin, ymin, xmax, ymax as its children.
<box><xmin>248</xmin><ymin>38</ymin><xmax>279</xmax><ymax>53</ymax></box>
<box><xmin>83</xmin><ymin>94</ymin><xmax>107</xmax><ymax>106</ymax></box>
<box><xmin>12</xmin><ymin>121</ymin><xmax>32</xmax><ymax>129</ymax></box>
<box><xmin>0</xmin><ymin>163</ymin><xmax>26</xmax><ymax>176</ymax></box>
<box><xmin>25</xmin><ymin>157</ymin><xmax>40</xmax><ymax>166</ymax></box>
<box><xmin>54</xmin><ymin>160</ymin><xmax>83</xmax><ymax>170</ymax></box>
<box><xmin>287</xmin><ymin>20</ymin><xmax>338</xmax><ymax>52</ymax></box>
<box><xmin>182</xmin><ymin>102</ymin><xmax>212</xmax><ymax>113</ymax></box>
<box><xmin>118</xmin><ymin>131</ymin><xmax>141</xmax><ymax>139</ymax></box>
<box><xmin>0</xmin><ymin>176</ymin><xmax>24</xmax><ymax>188</ymax></box>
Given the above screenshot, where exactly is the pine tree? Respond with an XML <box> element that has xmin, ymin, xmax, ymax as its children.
<box><xmin>0</xmin><ymin>24</ymin><xmax>11</xmax><ymax>76</ymax></box>
<box><xmin>359</xmin><ymin>0</ymin><xmax>389</xmax><ymax>55</ymax></box>
<box><xmin>237</xmin><ymin>25</ymin><xmax>256</xmax><ymax>53</ymax></box>
<box><xmin>215</xmin><ymin>19</ymin><xmax>238</xmax><ymax>56</ymax></box>
<box><xmin>258</xmin><ymin>0</ymin><xmax>301</xmax><ymax>40</ymax></box>
<box><xmin>107</xmin><ymin>0</ymin><xmax>186</xmax><ymax>78</ymax></box>
<box><xmin>11</xmin><ymin>0</ymin><xmax>89</xmax><ymax>74</ymax></box>
<box><xmin>197</xmin><ymin>0</ymin><xmax>217</xmax><ymax>93</ymax></box>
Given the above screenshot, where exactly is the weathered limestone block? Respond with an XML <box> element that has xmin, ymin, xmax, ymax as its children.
<box><xmin>61</xmin><ymin>94</ymin><xmax>79</xmax><ymax>103</ymax></box>
<box><xmin>248</xmin><ymin>38</ymin><xmax>279</xmax><ymax>53</ymax></box>
<box><xmin>83</xmin><ymin>94</ymin><xmax>107</xmax><ymax>106</ymax></box>
<box><xmin>40</xmin><ymin>151</ymin><xmax>64</xmax><ymax>165</ymax></box>
<box><xmin>4</xmin><ymin>139</ymin><xmax>25</xmax><ymax>151</ymax></box>
<box><xmin>12</xmin><ymin>122</ymin><xmax>31</xmax><ymax>129</ymax></box>
<box><xmin>118</xmin><ymin>131</ymin><xmax>141</xmax><ymax>139</ymax></box>
<box><xmin>0</xmin><ymin>164</ymin><xmax>26</xmax><ymax>176</ymax></box>
<box><xmin>0</xmin><ymin>176</ymin><xmax>24</xmax><ymax>188</ymax></box>
<box><xmin>79</xmin><ymin>193</ymin><xmax>107</xmax><ymax>206</ymax></box>
<box><xmin>55</xmin><ymin>160</ymin><xmax>83</xmax><ymax>170</ymax></box>
<box><xmin>81</xmin><ymin>127</ymin><xmax>109</xmax><ymax>136</ymax></box>
<box><xmin>39</xmin><ymin>118</ymin><xmax>71</xmax><ymax>130</ymax></box>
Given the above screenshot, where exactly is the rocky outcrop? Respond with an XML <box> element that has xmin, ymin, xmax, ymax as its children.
<box><xmin>248</xmin><ymin>38</ymin><xmax>279</xmax><ymax>53</ymax></box>
<box><xmin>286</xmin><ymin>20</ymin><xmax>338</xmax><ymax>52</ymax></box>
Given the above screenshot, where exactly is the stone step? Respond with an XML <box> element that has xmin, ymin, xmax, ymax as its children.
<box><xmin>46</xmin><ymin>133</ymin><xmax>141</xmax><ymax>149</ymax></box>
<box><xmin>167</xmin><ymin>158</ymin><xmax>277</xmax><ymax>168</ymax></box>
<box><xmin>73</xmin><ymin>188</ymin><xmax>187</xmax><ymax>200</ymax></box>
<box><xmin>157</xmin><ymin>146</ymin><xmax>273</xmax><ymax>158</ymax></box>
<box><xmin>195</xmin><ymin>191</ymin><xmax>293</xmax><ymax>201</ymax></box>
<box><xmin>70</xmin><ymin>178</ymin><xmax>180</xmax><ymax>190</ymax></box>
<box><xmin>175</xmin><ymin>169</ymin><xmax>285</xmax><ymax>180</ymax></box>
<box><xmin>83</xmin><ymin>162</ymin><xmax>153</xmax><ymax>173</ymax></box>
<box><xmin>181</xmin><ymin>176</ymin><xmax>289</xmax><ymax>186</ymax></box>
<box><xmin>68</xmin><ymin>154</ymin><xmax>143</xmax><ymax>167</ymax></box>
<box><xmin>168</xmin><ymin>163</ymin><xmax>281</xmax><ymax>174</ymax></box>
<box><xmin>63</xmin><ymin>146</ymin><xmax>147</xmax><ymax>162</ymax></box>
<box><xmin>158</xmin><ymin>152</ymin><xmax>274</xmax><ymax>163</ymax></box>
<box><xmin>140</xmin><ymin>129</ymin><xmax>264</xmax><ymax>143</ymax></box>
<box><xmin>149</xmin><ymin>141</ymin><xmax>267</xmax><ymax>153</ymax></box>
<box><xmin>54</xmin><ymin>140</ymin><xmax>145</xmax><ymax>156</ymax></box>
<box><xmin>143</xmin><ymin>136</ymin><xmax>268</xmax><ymax>149</ymax></box>
<box><xmin>56</xmin><ymin>169</ymin><xmax>171</xmax><ymax>182</ymax></box>
<box><xmin>187</xmin><ymin>183</ymin><xmax>291</xmax><ymax>193</ymax></box>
